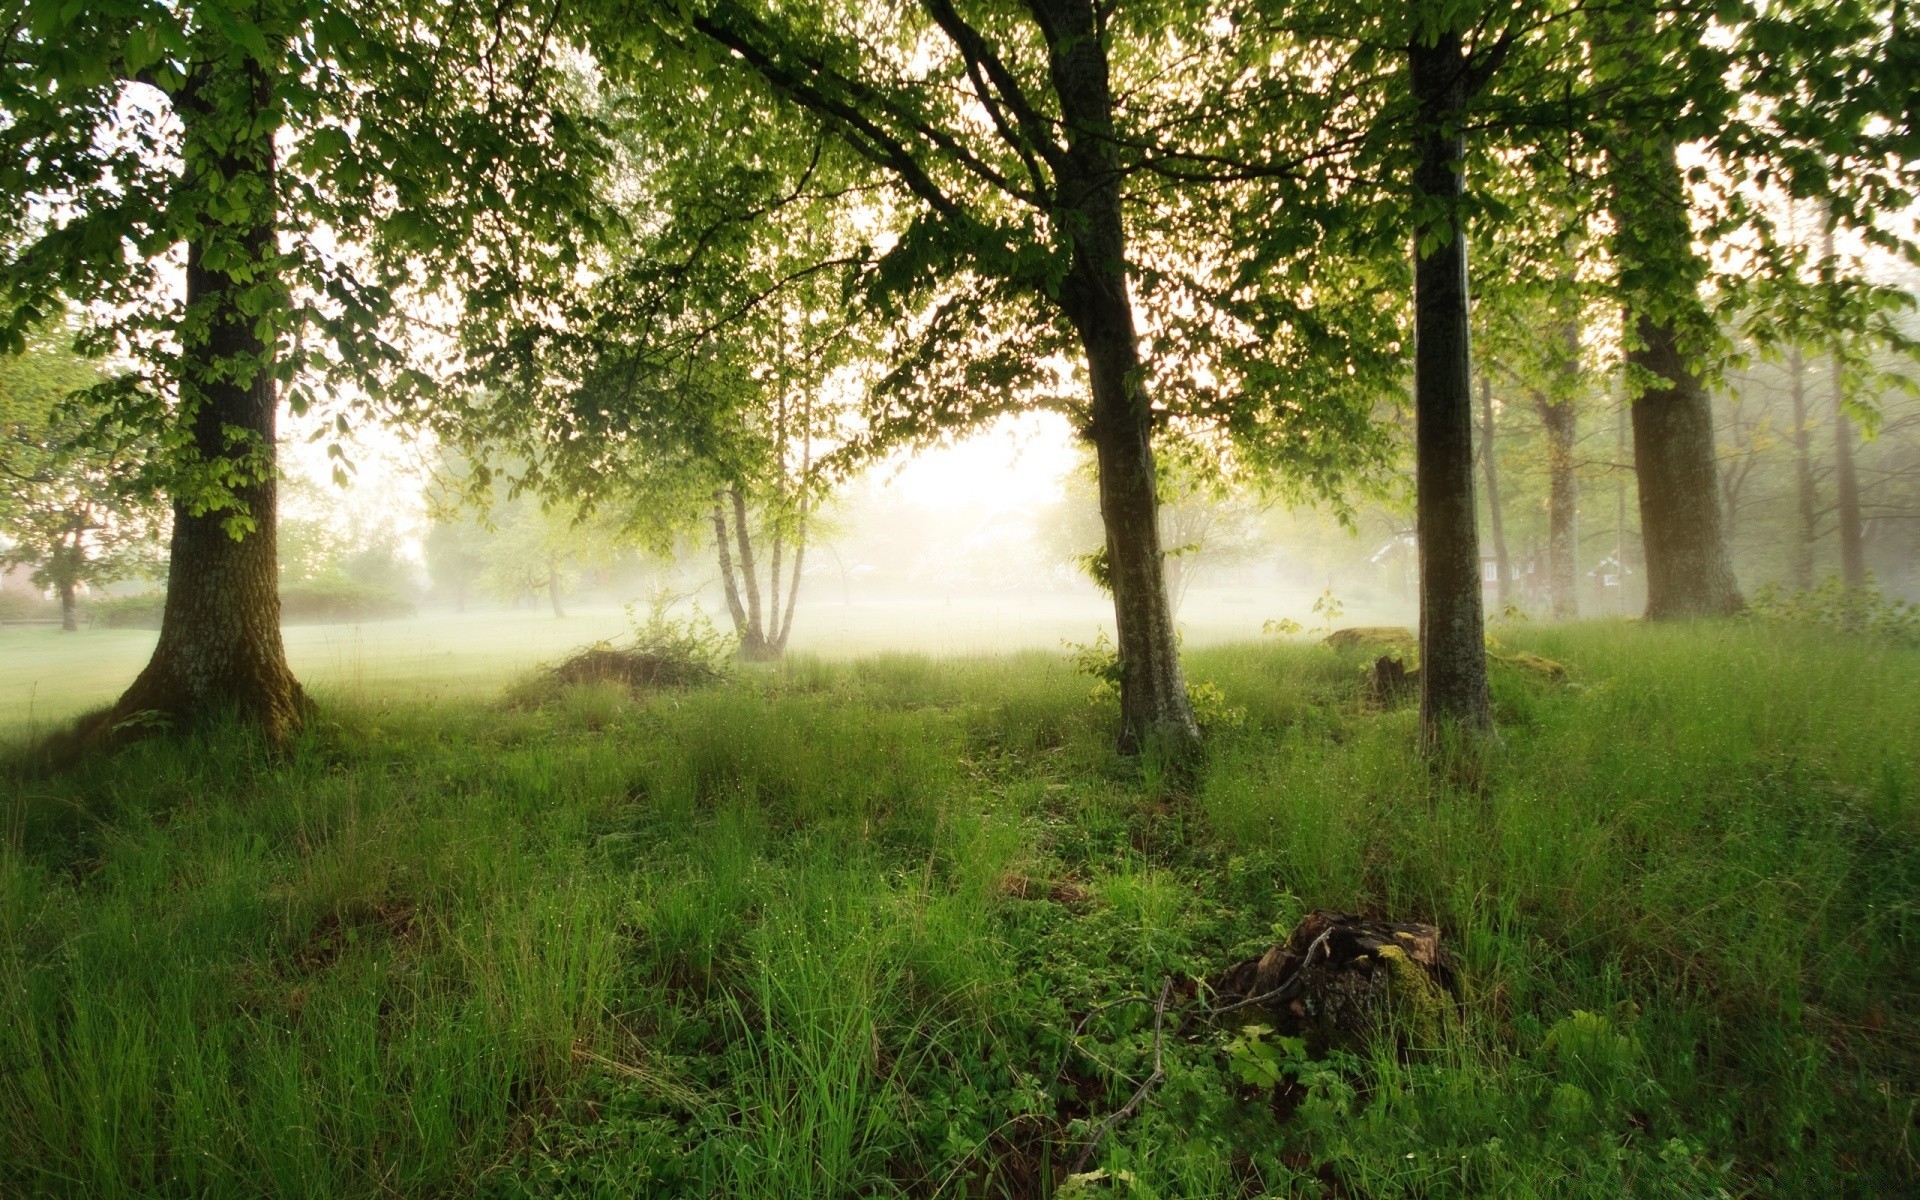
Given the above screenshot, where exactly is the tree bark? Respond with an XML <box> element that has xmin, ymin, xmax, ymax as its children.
<box><xmin>1788</xmin><ymin>345</ymin><xmax>1818</xmax><ymax>591</ymax></box>
<box><xmin>546</xmin><ymin>564</ymin><xmax>566</xmax><ymax>618</ymax></box>
<box><xmin>773</xmin><ymin>516</ymin><xmax>806</xmax><ymax>653</ymax></box>
<box><xmin>1609</xmin><ymin>135</ymin><xmax>1742</xmax><ymax>620</ymax></box>
<box><xmin>1534</xmin><ymin>301</ymin><xmax>1581</xmax><ymax>619</ymax></box>
<box><xmin>1542</xmin><ymin>394</ymin><xmax>1579</xmax><ymax>620</ymax></box>
<box><xmin>91</xmin><ymin>61</ymin><xmax>306</xmax><ymax>744</ymax></box>
<box><xmin>1040</xmin><ymin>0</ymin><xmax>1198</xmax><ymax>755</ymax></box>
<box><xmin>1615</xmin><ymin>394</ymin><xmax>1631</xmax><ymax>614</ymax></box>
<box><xmin>1832</xmin><ymin>351</ymin><xmax>1866</xmax><ymax>588</ymax></box>
<box><xmin>730</xmin><ymin>487</ymin><xmax>773</xmax><ymax>659</ymax></box>
<box><xmin>711</xmin><ymin>491</ymin><xmax>750</xmax><ymax>637</ymax></box>
<box><xmin>58</xmin><ymin>578</ymin><xmax>78</xmax><ymax>632</ymax></box>
<box><xmin>1409</xmin><ymin>27</ymin><xmax>1493</xmax><ymax>740</ymax></box>
<box><xmin>1477</xmin><ymin>373</ymin><xmax>1513</xmax><ymax>610</ymax></box>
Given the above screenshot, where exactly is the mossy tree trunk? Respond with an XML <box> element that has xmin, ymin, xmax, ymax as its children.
<box><xmin>93</xmin><ymin>60</ymin><xmax>306</xmax><ymax>744</ymax></box>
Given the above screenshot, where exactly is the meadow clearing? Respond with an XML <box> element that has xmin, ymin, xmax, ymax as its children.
<box><xmin>3</xmin><ymin>617</ymin><xmax>1915</xmax><ymax>1197</ymax></box>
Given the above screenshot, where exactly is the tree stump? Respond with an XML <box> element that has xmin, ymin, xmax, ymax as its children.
<box><xmin>1208</xmin><ymin>910</ymin><xmax>1455</xmax><ymax>1051</ymax></box>
<box><xmin>1367</xmin><ymin>655</ymin><xmax>1416</xmax><ymax>706</ymax></box>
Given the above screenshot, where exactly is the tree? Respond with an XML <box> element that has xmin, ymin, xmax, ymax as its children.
<box><xmin>1476</xmin><ymin>372</ymin><xmax>1514</xmax><ymax>611</ymax></box>
<box><xmin>424</xmin><ymin>519</ymin><xmax>488</xmax><ymax>612</ymax></box>
<box><xmin>1405</xmin><ymin>6</ymin><xmax>1510</xmax><ymax>737</ymax></box>
<box><xmin>0</xmin><ymin>0</ymin><xmax>602</xmax><ymax>742</ymax></box>
<box><xmin>0</xmin><ymin>333</ymin><xmax>163</xmax><ymax>629</ymax></box>
<box><xmin>587</xmin><ymin>0</ymin><xmax>1408</xmax><ymax>753</ymax></box>
<box><xmin>477</xmin><ymin>496</ymin><xmax>625</xmax><ymax>619</ymax></box>
<box><xmin>1586</xmin><ymin>0</ymin><xmax>1917</xmax><ymax>618</ymax></box>
<box><xmin>449</xmin><ymin>86</ymin><xmax>871</xmax><ymax>661</ymax></box>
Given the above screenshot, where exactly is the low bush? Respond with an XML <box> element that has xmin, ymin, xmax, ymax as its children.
<box><xmin>88</xmin><ymin>592</ymin><xmax>165</xmax><ymax>628</ymax></box>
<box><xmin>0</xmin><ymin>589</ymin><xmax>60</xmax><ymax>621</ymax></box>
<box><xmin>1748</xmin><ymin>575</ymin><xmax>1920</xmax><ymax>644</ymax></box>
<box><xmin>91</xmin><ymin>580</ymin><xmax>416</xmax><ymax>628</ymax></box>
<box><xmin>280</xmin><ymin>577</ymin><xmax>415</xmax><ymax>623</ymax></box>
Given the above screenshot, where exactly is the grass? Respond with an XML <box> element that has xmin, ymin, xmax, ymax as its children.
<box><xmin>2</xmin><ymin>621</ymin><xmax>1916</xmax><ymax>1197</ymax></box>
<box><xmin>0</xmin><ymin>584</ymin><xmax>1411</xmax><ymax>739</ymax></box>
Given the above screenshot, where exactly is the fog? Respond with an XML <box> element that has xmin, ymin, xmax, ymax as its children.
<box><xmin>5</xmin><ymin>349</ymin><xmax>1918</xmax><ymax>741</ymax></box>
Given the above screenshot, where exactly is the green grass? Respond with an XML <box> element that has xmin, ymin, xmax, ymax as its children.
<box><xmin>3</xmin><ymin>623</ymin><xmax>1916</xmax><ymax>1197</ymax></box>
<box><xmin>0</xmin><ymin>584</ymin><xmax>1411</xmax><ymax>739</ymax></box>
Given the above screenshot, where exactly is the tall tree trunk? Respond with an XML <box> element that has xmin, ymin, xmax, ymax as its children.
<box><xmin>772</xmin><ymin>502</ymin><xmax>807</xmax><ymax>653</ymax></box>
<box><xmin>1788</xmin><ymin>345</ymin><xmax>1818</xmax><ymax>590</ymax></box>
<box><xmin>1477</xmin><ymin>373</ymin><xmax>1513</xmax><ymax>610</ymax></box>
<box><xmin>1409</xmin><ymin>26</ymin><xmax>1492</xmax><ymax>740</ymax></box>
<box><xmin>767</xmin><ymin>530</ymin><xmax>783</xmax><ymax>638</ymax></box>
<box><xmin>711</xmin><ymin>491</ymin><xmax>750</xmax><ymax>638</ymax></box>
<box><xmin>1532</xmin><ymin>388</ymin><xmax>1580</xmax><ymax>620</ymax></box>
<box><xmin>730</xmin><ymin>487</ymin><xmax>772</xmax><ymax>660</ymax></box>
<box><xmin>1535</xmin><ymin>301</ymin><xmax>1581</xmax><ymax>619</ymax></box>
<box><xmin>1539</xmin><ymin>394</ymin><xmax>1579</xmax><ymax>619</ymax></box>
<box><xmin>92</xmin><ymin>62</ymin><xmax>305</xmax><ymax>744</ymax></box>
<box><xmin>1831</xmin><ymin>353</ymin><xmax>1866</xmax><ymax>589</ymax></box>
<box><xmin>1609</xmin><ymin>134</ymin><xmax>1742</xmax><ymax>619</ymax></box>
<box><xmin>546</xmin><ymin>564</ymin><xmax>566</xmax><ymax>619</ymax></box>
<box><xmin>1615</xmin><ymin>395</ymin><xmax>1630</xmax><ymax>614</ymax></box>
<box><xmin>58</xmin><ymin>578</ymin><xmax>78</xmax><ymax>632</ymax></box>
<box><xmin>1040</xmin><ymin>0</ymin><xmax>1197</xmax><ymax>754</ymax></box>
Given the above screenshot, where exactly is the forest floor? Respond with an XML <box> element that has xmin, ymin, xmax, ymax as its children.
<box><xmin>3</xmin><ymin>622</ymin><xmax>1916</xmax><ymax>1198</ymax></box>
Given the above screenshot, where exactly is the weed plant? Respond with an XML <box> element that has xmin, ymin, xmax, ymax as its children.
<box><xmin>2</xmin><ymin>624</ymin><xmax>1916</xmax><ymax>1197</ymax></box>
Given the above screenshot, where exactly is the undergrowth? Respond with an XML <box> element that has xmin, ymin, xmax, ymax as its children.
<box><xmin>2</xmin><ymin>624</ymin><xmax>1916</xmax><ymax>1197</ymax></box>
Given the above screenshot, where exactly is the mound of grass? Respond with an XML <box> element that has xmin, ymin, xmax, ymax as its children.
<box><xmin>2</xmin><ymin>624</ymin><xmax>1916</xmax><ymax>1198</ymax></box>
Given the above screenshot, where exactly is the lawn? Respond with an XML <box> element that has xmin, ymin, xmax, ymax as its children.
<box><xmin>2</xmin><ymin>621</ymin><xmax>1915</xmax><ymax>1197</ymax></box>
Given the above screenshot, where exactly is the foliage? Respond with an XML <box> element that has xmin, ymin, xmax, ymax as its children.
<box><xmin>1748</xmin><ymin>576</ymin><xmax>1920</xmax><ymax>645</ymax></box>
<box><xmin>0</xmin><ymin>334</ymin><xmax>164</xmax><ymax>606</ymax></box>
<box><xmin>473</xmin><ymin>496</ymin><xmax>629</xmax><ymax>611</ymax></box>
<box><xmin>1067</xmin><ymin>632</ymin><xmax>1245</xmax><ymax>730</ymax></box>
<box><xmin>624</xmin><ymin>595</ymin><xmax>738</xmax><ymax>677</ymax></box>
<box><xmin>0</xmin><ymin>590</ymin><xmax>61</xmax><ymax>622</ymax></box>
<box><xmin>87</xmin><ymin>593</ymin><xmax>168</xmax><ymax>629</ymax></box>
<box><xmin>91</xmin><ymin>580</ymin><xmax>414</xmax><ymax>628</ymax></box>
<box><xmin>0</xmin><ymin>0</ymin><xmax>609</xmax><ymax>519</ymax></box>
<box><xmin>281</xmin><ymin>580</ymin><xmax>415</xmax><ymax>624</ymax></box>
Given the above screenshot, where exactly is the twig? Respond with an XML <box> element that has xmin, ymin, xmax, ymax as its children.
<box><xmin>1204</xmin><ymin>928</ymin><xmax>1334</xmax><ymax>1021</ymax></box>
<box><xmin>1070</xmin><ymin>976</ymin><xmax>1173</xmax><ymax>1176</ymax></box>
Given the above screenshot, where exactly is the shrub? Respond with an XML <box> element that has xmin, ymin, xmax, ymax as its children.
<box><xmin>1748</xmin><ymin>575</ymin><xmax>1920</xmax><ymax>645</ymax></box>
<box><xmin>0</xmin><ymin>589</ymin><xmax>60</xmax><ymax>621</ymax></box>
<box><xmin>89</xmin><ymin>580</ymin><xmax>416</xmax><ymax>628</ymax></box>
<box><xmin>279</xmin><ymin>578</ymin><xmax>415</xmax><ymax>623</ymax></box>
<box><xmin>89</xmin><ymin>592</ymin><xmax>166</xmax><ymax>628</ymax></box>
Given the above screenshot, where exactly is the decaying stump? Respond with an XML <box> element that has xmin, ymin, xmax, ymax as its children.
<box><xmin>1367</xmin><ymin>655</ymin><xmax>1416</xmax><ymax>705</ymax></box>
<box><xmin>1208</xmin><ymin>910</ymin><xmax>1456</xmax><ymax>1051</ymax></box>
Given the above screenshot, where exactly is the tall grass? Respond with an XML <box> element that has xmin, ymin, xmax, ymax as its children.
<box><xmin>2</xmin><ymin>624</ymin><xmax>1915</xmax><ymax>1197</ymax></box>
